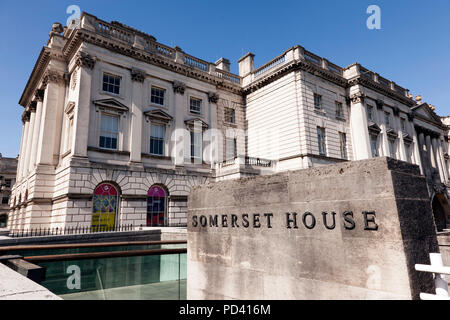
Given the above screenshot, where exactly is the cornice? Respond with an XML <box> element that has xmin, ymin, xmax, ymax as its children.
<box><xmin>347</xmin><ymin>76</ymin><xmax>415</xmax><ymax>107</ymax></box>
<box><xmin>63</xmin><ymin>29</ymin><xmax>242</xmax><ymax>95</ymax></box>
<box><xmin>243</xmin><ymin>59</ymin><xmax>347</xmax><ymax>94</ymax></box>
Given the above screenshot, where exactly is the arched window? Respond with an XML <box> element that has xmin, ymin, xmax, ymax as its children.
<box><xmin>92</xmin><ymin>183</ymin><xmax>119</xmax><ymax>231</ymax></box>
<box><xmin>147</xmin><ymin>185</ymin><xmax>167</xmax><ymax>227</ymax></box>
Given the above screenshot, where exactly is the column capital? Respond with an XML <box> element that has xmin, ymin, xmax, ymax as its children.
<box><xmin>208</xmin><ymin>92</ymin><xmax>219</xmax><ymax>104</ymax></box>
<box><xmin>172</xmin><ymin>80</ymin><xmax>186</xmax><ymax>95</ymax></box>
<box><xmin>131</xmin><ymin>68</ymin><xmax>145</xmax><ymax>82</ymax></box>
<box><xmin>75</xmin><ymin>51</ymin><xmax>96</xmax><ymax>70</ymax></box>
<box><xmin>21</xmin><ymin>110</ymin><xmax>30</xmax><ymax>123</ymax></box>
<box><xmin>35</xmin><ymin>89</ymin><xmax>45</xmax><ymax>102</ymax></box>
<box><xmin>43</xmin><ymin>69</ymin><xmax>66</xmax><ymax>87</ymax></box>
<box><xmin>375</xmin><ymin>99</ymin><xmax>384</xmax><ymax>110</ymax></box>
<box><xmin>28</xmin><ymin>101</ymin><xmax>37</xmax><ymax>112</ymax></box>
<box><xmin>350</xmin><ymin>92</ymin><xmax>365</xmax><ymax>105</ymax></box>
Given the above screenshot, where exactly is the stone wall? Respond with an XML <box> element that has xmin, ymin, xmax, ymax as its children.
<box><xmin>187</xmin><ymin>157</ymin><xmax>439</xmax><ymax>300</ymax></box>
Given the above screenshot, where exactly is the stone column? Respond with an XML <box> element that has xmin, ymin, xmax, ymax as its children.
<box><xmin>396</xmin><ymin>117</ymin><xmax>406</xmax><ymax>161</ymax></box>
<box><xmin>432</xmin><ymin>137</ymin><xmax>445</xmax><ymax>182</ymax></box>
<box><xmin>172</xmin><ymin>81</ymin><xmax>186</xmax><ymax>166</ymax></box>
<box><xmin>411</xmin><ymin>130</ymin><xmax>423</xmax><ymax>173</ymax></box>
<box><xmin>129</xmin><ymin>68</ymin><xmax>145</xmax><ymax>164</ymax></box>
<box><xmin>425</xmin><ymin>135</ymin><xmax>436</xmax><ymax>169</ymax></box>
<box><xmin>25</xmin><ymin>102</ymin><xmax>37</xmax><ymax>174</ymax></box>
<box><xmin>349</xmin><ymin>93</ymin><xmax>371</xmax><ymax>160</ymax></box>
<box><xmin>208</xmin><ymin>92</ymin><xmax>219</xmax><ymax>169</ymax></box>
<box><xmin>36</xmin><ymin>70</ymin><xmax>66</xmax><ymax>165</ymax></box>
<box><xmin>29</xmin><ymin>90</ymin><xmax>44</xmax><ymax>171</ymax></box>
<box><xmin>438</xmin><ymin>138</ymin><xmax>449</xmax><ymax>183</ymax></box>
<box><xmin>417</xmin><ymin>132</ymin><xmax>429</xmax><ymax>176</ymax></box>
<box><xmin>16</xmin><ymin>123</ymin><xmax>26</xmax><ymax>181</ymax></box>
<box><xmin>72</xmin><ymin>52</ymin><xmax>95</xmax><ymax>158</ymax></box>
<box><xmin>18</xmin><ymin>115</ymin><xmax>30</xmax><ymax>180</ymax></box>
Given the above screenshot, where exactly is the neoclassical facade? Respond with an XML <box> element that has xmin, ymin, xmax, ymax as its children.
<box><xmin>9</xmin><ymin>12</ymin><xmax>450</xmax><ymax>231</ymax></box>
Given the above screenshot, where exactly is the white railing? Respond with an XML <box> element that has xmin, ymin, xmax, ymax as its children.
<box><xmin>415</xmin><ymin>253</ymin><xmax>450</xmax><ymax>300</ymax></box>
<box><xmin>215</xmin><ymin>69</ymin><xmax>242</xmax><ymax>84</ymax></box>
<box><xmin>184</xmin><ymin>54</ymin><xmax>208</xmax><ymax>71</ymax></box>
<box><xmin>254</xmin><ymin>53</ymin><xmax>286</xmax><ymax>78</ymax></box>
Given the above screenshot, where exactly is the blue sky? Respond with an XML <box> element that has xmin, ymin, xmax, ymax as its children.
<box><xmin>0</xmin><ymin>0</ymin><xmax>449</xmax><ymax>158</ymax></box>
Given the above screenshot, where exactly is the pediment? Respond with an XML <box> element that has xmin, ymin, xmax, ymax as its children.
<box><xmin>403</xmin><ymin>133</ymin><xmax>413</xmax><ymax>144</ymax></box>
<box><xmin>185</xmin><ymin>118</ymin><xmax>209</xmax><ymax>130</ymax></box>
<box><xmin>368</xmin><ymin>122</ymin><xmax>381</xmax><ymax>134</ymax></box>
<box><xmin>386</xmin><ymin>128</ymin><xmax>398</xmax><ymax>139</ymax></box>
<box><xmin>144</xmin><ymin>109</ymin><xmax>173</xmax><ymax>122</ymax></box>
<box><xmin>93</xmin><ymin>98</ymin><xmax>129</xmax><ymax>112</ymax></box>
<box><xmin>412</xmin><ymin>103</ymin><xmax>442</xmax><ymax>125</ymax></box>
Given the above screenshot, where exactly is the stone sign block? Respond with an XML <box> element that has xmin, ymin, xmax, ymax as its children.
<box><xmin>187</xmin><ymin>157</ymin><xmax>439</xmax><ymax>300</ymax></box>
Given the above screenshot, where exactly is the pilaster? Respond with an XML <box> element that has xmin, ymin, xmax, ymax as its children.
<box><xmin>349</xmin><ymin>92</ymin><xmax>371</xmax><ymax>160</ymax></box>
<box><xmin>129</xmin><ymin>68</ymin><xmax>145</xmax><ymax>164</ymax></box>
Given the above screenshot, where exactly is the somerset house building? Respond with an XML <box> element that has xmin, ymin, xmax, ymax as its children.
<box><xmin>8</xmin><ymin>12</ymin><xmax>450</xmax><ymax>232</ymax></box>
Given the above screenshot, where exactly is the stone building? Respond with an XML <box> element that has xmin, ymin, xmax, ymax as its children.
<box><xmin>9</xmin><ymin>12</ymin><xmax>450</xmax><ymax>231</ymax></box>
<box><xmin>0</xmin><ymin>155</ymin><xmax>17</xmax><ymax>227</ymax></box>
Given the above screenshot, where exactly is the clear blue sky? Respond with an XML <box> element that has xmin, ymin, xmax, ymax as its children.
<box><xmin>1</xmin><ymin>0</ymin><xmax>449</xmax><ymax>158</ymax></box>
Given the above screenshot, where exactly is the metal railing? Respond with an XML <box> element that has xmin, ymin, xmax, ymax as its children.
<box><xmin>9</xmin><ymin>224</ymin><xmax>135</xmax><ymax>238</ymax></box>
<box><xmin>415</xmin><ymin>253</ymin><xmax>450</xmax><ymax>300</ymax></box>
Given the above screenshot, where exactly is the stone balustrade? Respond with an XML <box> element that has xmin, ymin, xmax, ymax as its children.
<box><xmin>80</xmin><ymin>13</ymin><xmax>241</xmax><ymax>85</ymax></box>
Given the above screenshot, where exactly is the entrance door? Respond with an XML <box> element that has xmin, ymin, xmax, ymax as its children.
<box><xmin>92</xmin><ymin>183</ymin><xmax>118</xmax><ymax>231</ymax></box>
<box><xmin>147</xmin><ymin>186</ymin><xmax>167</xmax><ymax>227</ymax></box>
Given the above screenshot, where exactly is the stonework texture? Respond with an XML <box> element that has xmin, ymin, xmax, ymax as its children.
<box><xmin>187</xmin><ymin>157</ymin><xmax>439</xmax><ymax>300</ymax></box>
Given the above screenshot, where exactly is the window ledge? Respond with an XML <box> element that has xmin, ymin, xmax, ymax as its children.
<box><xmin>141</xmin><ymin>153</ymin><xmax>172</xmax><ymax>161</ymax></box>
<box><xmin>88</xmin><ymin>146</ymin><xmax>130</xmax><ymax>156</ymax></box>
<box><xmin>314</xmin><ymin>109</ymin><xmax>326</xmax><ymax>116</ymax></box>
<box><xmin>224</xmin><ymin>122</ymin><xmax>238</xmax><ymax>128</ymax></box>
<box><xmin>335</xmin><ymin>116</ymin><xmax>346</xmax><ymax>121</ymax></box>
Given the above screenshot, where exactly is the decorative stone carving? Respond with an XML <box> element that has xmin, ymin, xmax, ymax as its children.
<box><xmin>49</xmin><ymin>22</ymin><xmax>63</xmax><ymax>37</ymax></box>
<box><xmin>75</xmin><ymin>52</ymin><xmax>96</xmax><ymax>70</ymax></box>
<box><xmin>350</xmin><ymin>93</ymin><xmax>365</xmax><ymax>104</ymax></box>
<box><xmin>392</xmin><ymin>106</ymin><xmax>400</xmax><ymax>116</ymax></box>
<box><xmin>43</xmin><ymin>69</ymin><xmax>66</xmax><ymax>86</ymax></box>
<box><xmin>208</xmin><ymin>92</ymin><xmax>219</xmax><ymax>104</ymax></box>
<box><xmin>21</xmin><ymin>110</ymin><xmax>30</xmax><ymax>123</ymax></box>
<box><xmin>35</xmin><ymin>89</ymin><xmax>45</xmax><ymax>102</ymax></box>
<box><xmin>375</xmin><ymin>99</ymin><xmax>384</xmax><ymax>110</ymax></box>
<box><xmin>131</xmin><ymin>68</ymin><xmax>146</xmax><ymax>82</ymax></box>
<box><xmin>407</xmin><ymin>113</ymin><xmax>415</xmax><ymax>121</ymax></box>
<box><xmin>29</xmin><ymin>101</ymin><xmax>37</xmax><ymax>113</ymax></box>
<box><xmin>71</xmin><ymin>69</ymin><xmax>78</xmax><ymax>90</ymax></box>
<box><xmin>172</xmin><ymin>80</ymin><xmax>186</xmax><ymax>94</ymax></box>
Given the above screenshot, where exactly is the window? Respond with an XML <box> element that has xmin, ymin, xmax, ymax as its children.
<box><xmin>224</xmin><ymin>108</ymin><xmax>235</xmax><ymax>124</ymax></box>
<box><xmin>370</xmin><ymin>135</ymin><xmax>379</xmax><ymax>157</ymax></box>
<box><xmin>405</xmin><ymin>143</ymin><xmax>412</xmax><ymax>163</ymax></box>
<box><xmin>401</xmin><ymin>118</ymin><xmax>406</xmax><ymax>132</ymax></box>
<box><xmin>190</xmin><ymin>131</ymin><xmax>202</xmax><ymax>160</ymax></box>
<box><xmin>4</xmin><ymin>179</ymin><xmax>11</xmax><ymax>188</ymax></box>
<box><xmin>339</xmin><ymin>132</ymin><xmax>347</xmax><ymax>159</ymax></box>
<box><xmin>317</xmin><ymin>127</ymin><xmax>326</xmax><ymax>156</ymax></box>
<box><xmin>2</xmin><ymin>196</ymin><xmax>9</xmax><ymax>204</ymax></box>
<box><xmin>92</xmin><ymin>183</ymin><xmax>119</xmax><ymax>232</ymax></box>
<box><xmin>151</xmin><ymin>87</ymin><xmax>165</xmax><ymax>105</ymax></box>
<box><xmin>190</xmin><ymin>97</ymin><xmax>202</xmax><ymax>114</ymax></box>
<box><xmin>388</xmin><ymin>139</ymin><xmax>396</xmax><ymax>159</ymax></box>
<box><xmin>99</xmin><ymin>114</ymin><xmax>119</xmax><ymax>150</ymax></box>
<box><xmin>150</xmin><ymin>125</ymin><xmax>165</xmax><ymax>156</ymax></box>
<box><xmin>384</xmin><ymin>112</ymin><xmax>391</xmax><ymax>128</ymax></box>
<box><xmin>314</xmin><ymin>94</ymin><xmax>322</xmax><ymax>110</ymax></box>
<box><xmin>335</xmin><ymin>102</ymin><xmax>344</xmax><ymax>118</ymax></box>
<box><xmin>102</xmin><ymin>73</ymin><xmax>121</xmax><ymax>95</ymax></box>
<box><xmin>147</xmin><ymin>186</ymin><xmax>167</xmax><ymax>227</ymax></box>
<box><xmin>226</xmin><ymin>138</ymin><xmax>237</xmax><ymax>160</ymax></box>
<box><xmin>367</xmin><ymin>106</ymin><xmax>374</xmax><ymax>121</ymax></box>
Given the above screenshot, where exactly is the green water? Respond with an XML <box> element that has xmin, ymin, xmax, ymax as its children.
<box><xmin>6</xmin><ymin>244</ymin><xmax>187</xmax><ymax>300</ymax></box>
